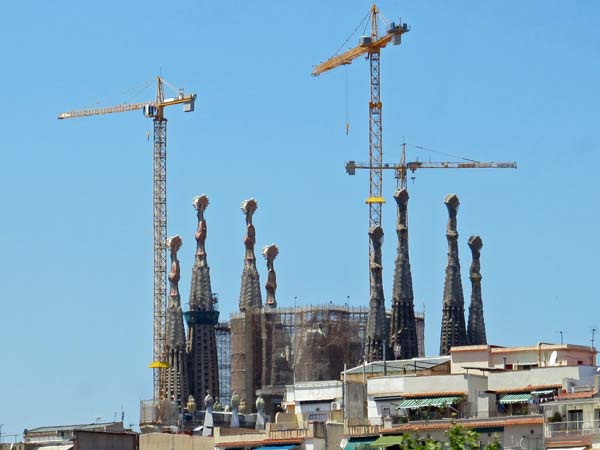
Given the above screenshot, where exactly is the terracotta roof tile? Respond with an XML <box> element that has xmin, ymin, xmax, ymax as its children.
<box><xmin>557</xmin><ymin>391</ymin><xmax>596</xmax><ymax>400</ymax></box>
<box><xmin>215</xmin><ymin>438</ymin><xmax>303</xmax><ymax>448</ymax></box>
<box><xmin>546</xmin><ymin>439</ymin><xmax>590</xmax><ymax>448</ymax></box>
<box><xmin>382</xmin><ymin>417</ymin><xmax>544</xmax><ymax>433</ymax></box>
<box><xmin>493</xmin><ymin>384</ymin><xmax>562</xmax><ymax>394</ymax></box>
<box><xmin>401</xmin><ymin>391</ymin><xmax>466</xmax><ymax>399</ymax></box>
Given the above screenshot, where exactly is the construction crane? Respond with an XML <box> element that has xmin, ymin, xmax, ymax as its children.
<box><xmin>58</xmin><ymin>76</ymin><xmax>196</xmax><ymax>402</ymax></box>
<box><xmin>312</xmin><ymin>3</ymin><xmax>409</xmax><ymax>258</ymax></box>
<box><xmin>345</xmin><ymin>143</ymin><xmax>517</xmax><ymax>189</ymax></box>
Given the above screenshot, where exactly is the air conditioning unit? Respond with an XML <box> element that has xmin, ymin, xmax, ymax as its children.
<box><xmin>331</xmin><ymin>401</ymin><xmax>342</xmax><ymax>411</ymax></box>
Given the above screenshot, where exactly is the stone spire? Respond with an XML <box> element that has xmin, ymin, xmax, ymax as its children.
<box><xmin>189</xmin><ymin>194</ymin><xmax>215</xmax><ymax>312</ymax></box>
<box><xmin>439</xmin><ymin>194</ymin><xmax>468</xmax><ymax>356</ymax></box>
<box><xmin>164</xmin><ymin>235</ymin><xmax>189</xmax><ymax>409</ymax></box>
<box><xmin>262</xmin><ymin>244</ymin><xmax>279</xmax><ymax>308</ymax></box>
<box><xmin>365</xmin><ymin>225</ymin><xmax>387</xmax><ymax>362</ymax></box>
<box><xmin>467</xmin><ymin>235</ymin><xmax>487</xmax><ymax>345</ymax></box>
<box><xmin>389</xmin><ymin>188</ymin><xmax>419</xmax><ymax>359</ymax></box>
<box><xmin>185</xmin><ymin>195</ymin><xmax>220</xmax><ymax>403</ymax></box>
<box><xmin>239</xmin><ymin>198</ymin><xmax>262</xmax><ymax>311</ymax></box>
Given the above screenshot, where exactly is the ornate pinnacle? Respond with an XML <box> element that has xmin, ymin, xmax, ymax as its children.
<box><xmin>193</xmin><ymin>195</ymin><xmax>209</xmax><ymax>256</ymax></box>
<box><xmin>468</xmin><ymin>235</ymin><xmax>483</xmax><ymax>260</ymax></box>
<box><xmin>239</xmin><ymin>198</ymin><xmax>262</xmax><ymax>311</ymax></box>
<box><xmin>242</xmin><ymin>198</ymin><xmax>258</xmax><ymax>252</ymax></box>
<box><xmin>193</xmin><ymin>194</ymin><xmax>209</xmax><ymax>214</ymax></box>
<box><xmin>263</xmin><ymin>244</ymin><xmax>279</xmax><ymax>308</ymax></box>
<box><xmin>241</xmin><ymin>198</ymin><xmax>258</xmax><ymax>224</ymax></box>
<box><xmin>444</xmin><ymin>194</ymin><xmax>460</xmax><ymax>238</ymax></box>
<box><xmin>167</xmin><ymin>235</ymin><xmax>183</xmax><ymax>298</ymax></box>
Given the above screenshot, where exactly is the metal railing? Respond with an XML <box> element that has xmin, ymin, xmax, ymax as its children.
<box><xmin>546</xmin><ymin>420</ymin><xmax>600</xmax><ymax>438</ymax></box>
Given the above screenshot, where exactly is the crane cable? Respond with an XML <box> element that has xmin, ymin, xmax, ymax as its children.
<box><xmin>406</xmin><ymin>143</ymin><xmax>480</xmax><ymax>163</ymax></box>
<box><xmin>332</xmin><ymin>8</ymin><xmax>372</xmax><ymax>56</ymax></box>
<box><xmin>344</xmin><ymin>65</ymin><xmax>350</xmax><ymax>135</ymax></box>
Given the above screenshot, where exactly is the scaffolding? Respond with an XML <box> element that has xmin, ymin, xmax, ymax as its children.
<box><xmin>215</xmin><ymin>321</ymin><xmax>232</xmax><ymax>406</ymax></box>
<box><xmin>225</xmin><ymin>303</ymin><xmax>424</xmax><ymax>414</ymax></box>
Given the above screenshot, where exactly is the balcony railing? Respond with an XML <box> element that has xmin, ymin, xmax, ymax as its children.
<box><xmin>546</xmin><ymin>420</ymin><xmax>600</xmax><ymax>439</ymax></box>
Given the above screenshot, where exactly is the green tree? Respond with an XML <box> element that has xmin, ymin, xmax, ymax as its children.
<box><xmin>446</xmin><ymin>424</ymin><xmax>480</xmax><ymax>450</ymax></box>
<box><xmin>483</xmin><ymin>434</ymin><xmax>502</xmax><ymax>450</ymax></box>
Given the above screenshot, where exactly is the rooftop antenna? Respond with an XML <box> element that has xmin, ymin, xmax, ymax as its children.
<box><xmin>555</xmin><ymin>330</ymin><xmax>565</xmax><ymax>344</ymax></box>
<box><xmin>592</xmin><ymin>328</ymin><xmax>597</xmax><ymax>350</ymax></box>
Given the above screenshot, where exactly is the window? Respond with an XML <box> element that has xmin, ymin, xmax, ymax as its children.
<box><xmin>568</xmin><ymin>409</ymin><xmax>583</xmax><ymax>431</ymax></box>
<box><xmin>382</xmin><ymin>407</ymin><xmax>391</xmax><ymax>417</ymax></box>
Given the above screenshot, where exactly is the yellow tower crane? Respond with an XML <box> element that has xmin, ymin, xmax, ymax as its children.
<box><xmin>58</xmin><ymin>76</ymin><xmax>197</xmax><ymax>402</ymax></box>
<box><xmin>312</xmin><ymin>3</ymin><xmax>409</xmax><ymax>259</ymax></box>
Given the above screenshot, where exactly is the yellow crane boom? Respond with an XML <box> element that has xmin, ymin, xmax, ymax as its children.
<box><xmin>312</xmin><ymin>26</ymin><xmax>408</xmax><ymax>76</ymax></box>
<box><xmin>58</xmin><ymin>77</ymin><xmax>196</xmax><ymax>403</ymax></box>
<box><xmin>57</xmin><ymin>93</ymin><xmax>195</xmax><ymax>120</ymax></box>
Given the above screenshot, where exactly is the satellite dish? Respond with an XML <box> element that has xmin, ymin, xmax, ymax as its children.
<box><xmin>340</xmin><ymin>438</ymin><xmax>348</xmax><ymax>449</ymax></box>
<box><xmin>549</xmin><ymin>350</ymin><xmax>558</xmax><ymax>366</ymax></box>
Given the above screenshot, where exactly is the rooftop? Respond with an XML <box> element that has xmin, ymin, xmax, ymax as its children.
<box><xmin>345</xmin><ymin>356</ymin><xmax>450</xmax><ymax>376</ymax></box>
<box><xmin>451</xmin><ymin>343</ymin><xmax>597</xmax><ymax>354</ymax></box>
<box><xmin>25</xmin><ymin>422</ymin><xmax>122</xmax><ymax>434</ymax></box>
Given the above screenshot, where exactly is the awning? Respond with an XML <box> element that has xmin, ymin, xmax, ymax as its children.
<box><xmin>254</xmin><ymin>446</ymin><xmax>299</xmax><ymax>450</ymax></box>
<box><xmin>394</xmin><ymin>396</ymin><xmax>461</xmax><ymax>410</ymax></box>
<box><xmin>499</xmin><ymin>393</ymin><xmax>532</xmax><ymax>404</ymax></box>
<box><xmin>546</xmin><ymin>447</ymin><xmax>587</xmax><ymax>450</ymax></box>
<box><xmin>371</xmin><ymin>435</ymin><xmax>410</xmax><ymax>448</ymax></box>
<box><xmin>344</xmin><ymin>437</ymin><xmax>377</xmax><ymax>450</ymax></box>
<box><xmin>35</xmin><ymin>446</ymin><xmax>73</xmax><ymax>450</ymax></box>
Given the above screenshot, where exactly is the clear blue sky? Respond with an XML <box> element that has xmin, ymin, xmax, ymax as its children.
<box><xmin>1</xmin><ymin>0</ymin><xmax>599</xmax><ymax>436</ymax></box>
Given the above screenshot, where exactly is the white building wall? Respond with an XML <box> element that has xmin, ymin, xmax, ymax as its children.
<box><xmin>501</xmin><ymin>424</ymin><xmax>543</xmax><ymax>450</ymax></box>
<box><xmin>488</xmin><ymin>366</ymin><xmax>596</xmax><ymax>391</ymax></box>
<box><xmin>286</xmin><ymin>381</ymin><xmax>342</xmax><ymax>403</ymax></box>
<box><xmin>365</xmin><ymin>373</ymin><xmax>489</xmax><ymax>423</ymax></box>
<box><xmin>367</xmin><ymin>376</ymin><xmax>406</xmax><ymax>396</ymax></box>
<box><xmin>303</xmin><ymin>438</ymin><xmax>326</xmax><ymax>450</ymax></box>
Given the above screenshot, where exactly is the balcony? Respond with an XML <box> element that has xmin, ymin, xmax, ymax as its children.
<box><xmin>546</xmin><ymin>420</ymin><xmax>600</xmax><ymax>439</ymax></box>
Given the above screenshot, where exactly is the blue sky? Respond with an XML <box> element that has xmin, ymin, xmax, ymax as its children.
<box><xmin>1</xmin><ymin>0</ymin><xmax>599</xmax><ymax>436</ymax></box>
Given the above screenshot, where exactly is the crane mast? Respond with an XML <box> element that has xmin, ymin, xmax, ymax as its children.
<box><xmin>313</xmin><ymin>3</ymin><xmax>409</xmax><ymax>266</ymax></box>
<box><xmin>58</xmin><ymin>77</ymin><xmax>196</xmax><ymax>402</ymax></box>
